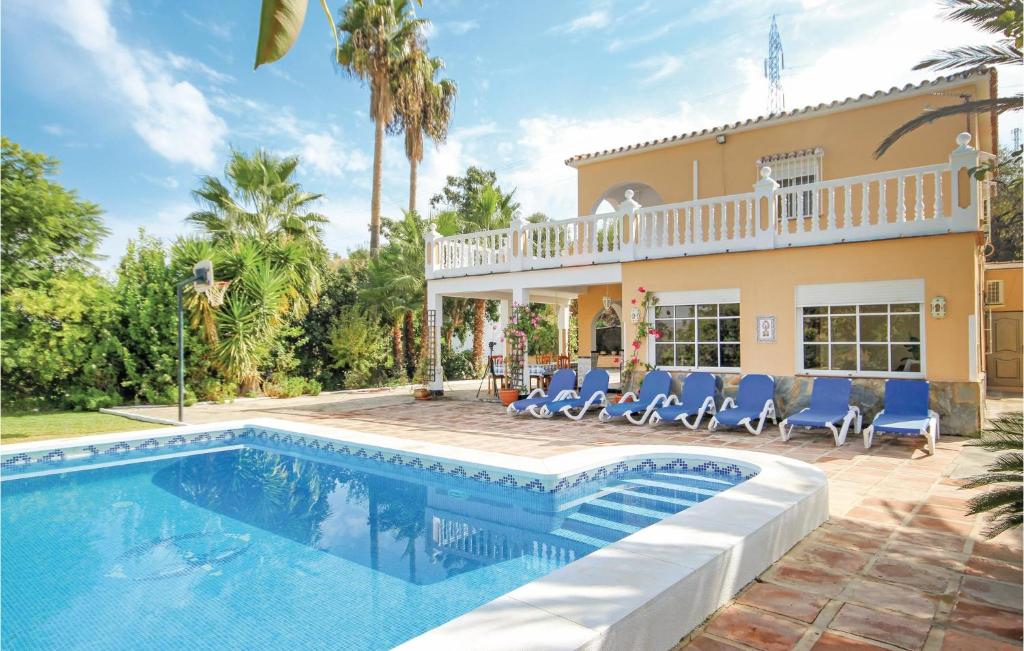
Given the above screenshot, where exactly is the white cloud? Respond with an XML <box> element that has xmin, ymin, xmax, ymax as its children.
<box><xmin>42</xmin><ymin>123</ymin><xmax>68</xmax><ymax>136</ymax></box>
<box><xmin>447</xmin><ymin>20</ymin><xmax>480</xmax><ymax>35</ymax></box>
<box><xmin>165</xmin><ymin>52</ymin><xmax>235</xmax><ymax>85</ymax></box>
<box><xmin>140</xmin><ymin>174</ymin><xmax>181</xmax><ymax>190</ymax></box>
<box><xmin>38</xmin><ymin>0</ymin><xmax>227</xmax><ymax>169</ymax></box>
<box><xmin>552</xmin><ymin>9</ymin><xmax>611</xmax><ymax>34</ymax></box>
<box><xmin>630</xmin><ymin>54</ymin><xmax>683</xmax><ymax>84</ymax></box>
<box><xmin>183</xmin><ymin>12</ymin><xmax>232</xmax><ymax>40</ymax></box>
<box><xmin>300</xmin><ymin>132</ymin><xmax>372</xmax><ymax>177</ymax></box>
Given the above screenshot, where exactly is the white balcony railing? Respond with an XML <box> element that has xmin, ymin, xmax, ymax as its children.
<box><xmin>426</xmin><ymin>133</ymin><xmax>986</xmax><ymax>280</ymax></box>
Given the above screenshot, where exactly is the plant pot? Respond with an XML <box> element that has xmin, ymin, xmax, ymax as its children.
<box><xmin>412</xmin><ymin>387</ymin><xmax>432</xmax><ymax>401</ymax></box>
<box><xmin>498</xmin><ymin>388</ymin><xmax>520</xmax><ymax>407</ymax></box>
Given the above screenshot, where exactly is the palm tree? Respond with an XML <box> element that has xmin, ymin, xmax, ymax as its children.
<box><xmin>875</xmin><ymin>0</ymin><xmax>1022</xmax><ymax>159</ymax></box>
<box><xmin>179</xmin><ymin>149</ymin><xmax>329</xmax><ymax>390</ymax></box>
<box><xmin>962</xmin><ymin>413</ymin><xmax>1023</xmax><ymax>538</ymax></box>
<box><xmin>336</xmin><ymin>0</ymin><xmax>425</xmax><ymax>255</ymax></box>
<box><xmin>391</xmin><ymin>45</ymin><xmax>457</xmax><ymax>214</ymax></box>
<box><xmin>459</xmin><ymin>184</ymin><xmax>519</xmax><ymax>373</ymax></box>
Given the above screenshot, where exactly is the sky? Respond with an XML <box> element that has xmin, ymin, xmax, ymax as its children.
<box><xmin>2</xmin><ymin>0</ymin><xmax>1020</xmax><ymax>271</ymax></box>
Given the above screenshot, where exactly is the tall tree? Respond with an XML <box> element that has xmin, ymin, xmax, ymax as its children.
<box><xmin>432</xmin><ymin>169</ymin><xmax>519</xmax><ymax>372</ymax></box>
<box><xmin>391</xmin><ymin>45</ymin><xmax>457</xmax><ymax>214</ymax></box>
<box><xmin>1</xmin><ymin>137</ymin><xmax>108</xmax><ymax>291</ymax></box>
<box><xmin>336</xmin><ymin>0</ymin><xmax>425</xmax><ymax>255</ymax></box>
<box><xmin>179</xmin><ymin>149</ymin><xmax>329</xmax><ymax>390</ymax></box>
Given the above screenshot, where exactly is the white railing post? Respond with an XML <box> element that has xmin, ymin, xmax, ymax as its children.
<box><xmin>509</xmin><ymin>215</ymin><xmax>526</xmax><ymax>271</ymax></box>
<box><xmin>620</xmin><ymin>188</ymin><xmax>641</xmax><ymax>261</ymax></box>
<box><xmin>753</xmin><ymin>166</ymin><xmax>778</xmax><ymax>249</ymax></box>
<box><xmin>424</xmin><ymin>223</ymin><xmax>438</xmax><ymax>279</ymax></box>
<box><xmin>949</xmin><ymin>132</ymin><xmax>981</xmax><ymax>230</ymax></box>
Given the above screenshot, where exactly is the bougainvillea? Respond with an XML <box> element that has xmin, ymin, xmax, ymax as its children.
<box><xmin>621</xmin><ymin>287</ymin><xmax>660</xmax><ymax>394</ymax></box>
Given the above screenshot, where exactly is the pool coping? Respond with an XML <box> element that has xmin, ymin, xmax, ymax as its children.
<box><xmin>1</xmin><ymin>417</ymin><xmax>828</xmax><ymax>651</ymax></box>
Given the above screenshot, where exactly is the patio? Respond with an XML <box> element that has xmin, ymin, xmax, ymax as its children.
<box><xmin>109</xmin><ymin>386</ymin><xmax>1023</xmax><ymax>650</ymax></box>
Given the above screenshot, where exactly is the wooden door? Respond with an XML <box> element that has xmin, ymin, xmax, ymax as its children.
<box><xmin>988</xmin><ymin>311</ymin><xmax>1023</xmax><ymax>389</ymax></box>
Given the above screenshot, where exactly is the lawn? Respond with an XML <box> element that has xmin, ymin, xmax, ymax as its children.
<box><xmin>0</xmin><ymin>411</ymin><xmax>168</xmax><ymax>444</ymax></box>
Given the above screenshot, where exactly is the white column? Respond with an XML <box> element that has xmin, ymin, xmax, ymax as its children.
<box><xmin>753</xmin><ymin>166</ymin><xmax>779</xmax><ymax>249</ymax></box>
<box><xmin>428</xmin><ymin>290</ymin><xmax>444</xmax><ymax>391</ymax></box>
<box><xmin>556</xmin><ymin>302</ymin><xmax>571</xmax><ymax>355</ymax></box>
<box><xmin>949</xmin><ymin>132</ymin><xmax>980</xmax><ymax>230</ymax></box>
<box><xmin>511</xmin><ymin>286</ymin><xmax>530</xmax><ymax>388</ymax></box>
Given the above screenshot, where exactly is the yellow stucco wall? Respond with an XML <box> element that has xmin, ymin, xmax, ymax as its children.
<box><xmin>574</xmin><ymin>76</ymin><xmax>995</xmax><ymax>214</ymax></box>
<box><xmin>578</xmin><ymin>284</ymin><xmax>622</xmax><ymax>355</ymax></box>
<box><xmin>986</xmin><ymin>265</ymin><xmax>1024</xmax><ymax>313</ymax></box>
<box><xmin>613</xmin><ymin>232</ymin><xmax>980</xmax><ymax>383</ymax></box>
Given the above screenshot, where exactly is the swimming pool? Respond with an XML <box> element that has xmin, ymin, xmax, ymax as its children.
<box><xmin>1</xmin><ymin>419</ymin><xmax>828</xmax><ymax>650</ymax></box>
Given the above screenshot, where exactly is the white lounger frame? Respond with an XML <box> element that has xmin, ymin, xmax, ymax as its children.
<box><xmin>862</xmin><ymin>409</ymin><xmax>940</xmax><ymax>455</ymax></box>
<box><xmin>648</xmin><ymin>395</ymin><xmax>716</xmax><ymax>429</ymax></box>
<box><xmin>534</xmin><ymin>390</ymin><xmax>607</xmax><ymax>420</ymax></box>
<box><xmin>708</xmin><ymin>399</ymin><xmax>777</xmax><ymax>436</ymax></box>
<box><xmin>507</xmin><ymin>387</ymin><xmax>574</xmax><ymax>416</ymax></box>
<box><xmin>779</xmin><ymin>406</ymin><xmax>862</xmax><ymax>447</ymax></box>
<box><xmin>597</xmin><ymin>392</ymin><xmax>669</xmax><ymax>425</ymax></box>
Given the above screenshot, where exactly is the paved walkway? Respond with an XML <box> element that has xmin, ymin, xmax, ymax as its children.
<box><xmin>110</xmin><ymin>387</ymin><xmax>1023</xmax><ymax>650</ymax></box>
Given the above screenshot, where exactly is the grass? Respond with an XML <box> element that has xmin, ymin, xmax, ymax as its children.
<box><xmin>0</xmin><ymin>411</ymin><xmax>168</xmax><ymax>444</ymax></box>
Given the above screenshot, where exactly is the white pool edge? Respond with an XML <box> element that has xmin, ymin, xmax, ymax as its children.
<box><xmin>1</xmin><ymin>417</ymin><xmax>828</xmax><ymax>651</ymax></box>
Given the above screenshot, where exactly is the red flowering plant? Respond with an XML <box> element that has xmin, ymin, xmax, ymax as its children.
<box><xmin>621</xmin><ymin>287</ymin><xmax>660</xmax><ymax>396</ymax></box>
<box><xmin>502</xmin><ymin>303</ymin><xmax>538</xmax><ymax>393</ymax></box>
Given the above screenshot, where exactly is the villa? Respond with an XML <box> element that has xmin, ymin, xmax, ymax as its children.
<box><xmin>425</xmin><ymin>67</ymin><xmax>1012</xmax><ymax>436</ymax></box>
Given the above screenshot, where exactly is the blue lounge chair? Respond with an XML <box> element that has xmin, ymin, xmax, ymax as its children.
<box><xmin>506</xmin><ymin>368</ymin><xmax>577</xmax><ymax>416</ymax></box>
<box><xmin>778</xmin><ymin>377</ymin><xmax>861</xmax><ymax>446</ymax></box>
<box><xmin>598</xmin><ymin>370</ymin><xmax>672</xmax><ymax>425</ymax></box>
<box><xmin>863</xmin><ymin>379</ymin><xmax>939</xmax><ymax>454</ymax></box>
<box><xmin>709</xmin><ymin>374</ymin><xmax>777</xmax><ymax>435</ymax></box>
<box><xmin>649</xmin><ymin>372</ymin><xmax>717</xmax><ymax>429</ymax></box>
<box><xmin>537</xmin><ymin>369</ymin><xmax>610</xmax><ymax>420</ymax></box>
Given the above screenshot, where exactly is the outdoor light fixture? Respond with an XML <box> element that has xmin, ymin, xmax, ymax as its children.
<box><xmin>602</xmin><ymin>294</ymin><xmax>612</xmax><ymax>311</ymax></box>
<box><xmin>930</xmin><ymin>296</ymin><xmax>947</xmax><ymax>319</ymax></box>
<box><xmin>630</xmin><ymin>307</ymin><xmax>641</xmax><ymax>323</ymax></box>
<box><xmin>716</xmin><ymin>134</ymin><xmax>727</xmax><ymax>144</ymax></box>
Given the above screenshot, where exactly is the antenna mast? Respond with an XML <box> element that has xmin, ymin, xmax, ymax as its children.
<box><xmin>764</xmin><ymin>14</ymin><xmax>785</xmax><ymax>114</ymax></box>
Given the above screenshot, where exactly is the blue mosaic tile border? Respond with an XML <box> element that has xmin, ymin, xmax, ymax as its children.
<box><xmin>1</xmin><ymin>426</ymin><xmax>759</xmax><ymax>493</ymax></box>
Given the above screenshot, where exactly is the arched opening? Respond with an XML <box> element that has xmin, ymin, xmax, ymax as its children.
<box><xmin>589</xmin><ymin>182</ymin><xmax>663</xmax><ymax>214</ymax></box>
<box><xmin>591</xmin><ymin>303</ymin><xmax>623</xmax><ymax>355</ymax></box>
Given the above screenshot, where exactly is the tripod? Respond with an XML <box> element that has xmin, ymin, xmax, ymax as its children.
<box><xmin>476</xmin><ymin>341</ymin><xmax>500</xmax><ymax>401</ymax></box>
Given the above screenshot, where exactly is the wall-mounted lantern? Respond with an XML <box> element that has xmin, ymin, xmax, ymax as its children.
<box><xmin>930</xmin><ymin>296</ymin><xmax>947</xmax><ymax>319</ymax></box>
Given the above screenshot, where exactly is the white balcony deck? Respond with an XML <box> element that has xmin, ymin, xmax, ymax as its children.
<box><xmin>425</xmin><ymin>135</ymin><xmax>987</xmax><ymax>280</ymax></box>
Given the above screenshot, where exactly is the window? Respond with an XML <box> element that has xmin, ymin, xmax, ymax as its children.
<box><xmin>757</xmin><ymin>148</ymin><xmax>823</xmax><ymax>220</ymax></box>
<box><xmin>801</xmin><ymin>303</ymin><xmax>922</xmax><ymax>375</ymax></box>
<box><xmin>654</xmin><ymin>303</ymin><xmax>740</xmax><ymax>369</ymax></box>
<box><xmin>985</xmin><ymin>280</ymin><xmax>1005</xmax><ymax>306</ymax></box>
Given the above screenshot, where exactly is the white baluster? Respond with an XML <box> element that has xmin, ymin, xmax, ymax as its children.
<box><xmin>897</xmin><ymin>175</ymin><xmax>906</xmax><ymax>222</ymax></box>
<box><xmin>933</xmin><ymin>171</ymin><xmax>942</xmax><ymax>220</ymax></box>
<box><xmin>827</xmin><ymin>186</ymin><xmax>836</xmax><ymax>231</ymax></box>
<box><xmin>861</xmin><ymin>182</ymin><xmax>869</xmax><ymax>227</ymax></box>
<box><xmin>879</xmin><ymin>179</ymin><xmax>888</xmax><ymax>223</ymax></box>
<box><xmin>915</xmin><ymin>174</ymin><xmax>924</xmax><ymax>222</ymax></box>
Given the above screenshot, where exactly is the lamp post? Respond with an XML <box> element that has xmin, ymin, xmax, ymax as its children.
<box><xmin>177</xmin><ymin>261</ymin><xmax>213</xmax><ymax>423</ymax></box>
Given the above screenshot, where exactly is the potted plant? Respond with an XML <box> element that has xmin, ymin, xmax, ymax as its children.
<box><xmin>412</xmin><ymin>353</ymin><xmax>433</xmax><ymax>400</ymax></box>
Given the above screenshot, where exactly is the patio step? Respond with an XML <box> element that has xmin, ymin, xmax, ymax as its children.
<box><xmin>560</xmin><ymin>511</ymin><xmax>640</xmax><ymax>544</ymax></box>
<box><xmin>549</xmin><ymin>527</ymin><xmax>605</xmax><ymax>550</ymax></box>
<box><xmin>579</xmin><ymin>498</ymin><xmax>663</xmax><ymax>524</ymax></box>
<box><xmin>603</xmin><ymin>488</ymin><xmax>701</xmax><ymax>513</ymax></box>
<box><xmin>620</xmin><ymin>477</ymin><xmax>721</xmax><ymax>499</ymax></box>
<box><xmin>650</xmin><ymin>471</ymin><xmax>737</xmax><ymax>490</ymax></box>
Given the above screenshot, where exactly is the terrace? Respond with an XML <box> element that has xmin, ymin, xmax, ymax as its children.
<box><xmin>425</xmin><ymin>134</ymin><xmax>988</xmax><ymax>280</ymax></box>
<box><xmin>105</xmin><ymin>388</ymin><xmax>1024</xmax><ymax>650</ymax></box>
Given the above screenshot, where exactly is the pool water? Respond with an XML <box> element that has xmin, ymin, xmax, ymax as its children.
<box><xmin>2</xmin><ymin>445</ymin><xmax>745</xmax><ymax>650</ymax></box>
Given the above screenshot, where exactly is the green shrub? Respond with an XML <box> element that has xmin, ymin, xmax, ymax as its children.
<box><xmin>196</xmin><ymin>378</ymin><xmax>238</xmax><ymax>403</ymax></box>
<box><xmin>65</xmin><ymin>388</ymin><xmax>120</xmax><ymax>411</ymax></box>
<box><xmin>304</xmin><ymin>378</ymin><xmax>322</xmax><ymax>396</ymax></box>
<box><xmin>442</xmin><ymin>346</ymin><xmax>476</xmax><ymax>380</ymax></box>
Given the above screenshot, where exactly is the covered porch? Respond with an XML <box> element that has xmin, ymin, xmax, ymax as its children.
<box><xmin>426</xmin><ymin>264</ymin><xmax>625</xmax><ymax>392</ymax></box>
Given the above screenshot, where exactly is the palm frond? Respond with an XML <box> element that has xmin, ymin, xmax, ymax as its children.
<box><xmin>874</xmin><ymin>95</ymin><xmax>1023</xmax><ymax>158</ymax></box>
<box><xmin>915</xmin><ymin>44</ymin><xmax>1022</xmax><ymax>70</ymax></box>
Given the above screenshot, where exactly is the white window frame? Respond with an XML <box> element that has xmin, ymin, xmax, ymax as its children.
<box><xmin>985</xmin><ymin>279</ymin><xmax>1005</xmax><ymax>306</ymax></box>
<box><xmin>649</xmin><ymin>289</ymin><xmax>741</xmax><ymax>373</ymax></box>
<box><xmin>794</xmin><ymin>279</ymin><xmax>926</xmax><ymax>379</ymax></box>
<box><xmin>757</xmin><ymin>147</ymin><xmax>823</xmax><ymax>221</ymax></box>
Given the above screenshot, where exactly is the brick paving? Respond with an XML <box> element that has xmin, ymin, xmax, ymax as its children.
<box><xmin>113</xmin><ymin>388</ymin><xmax>1024</xmax><ymax>650</ymax></box>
